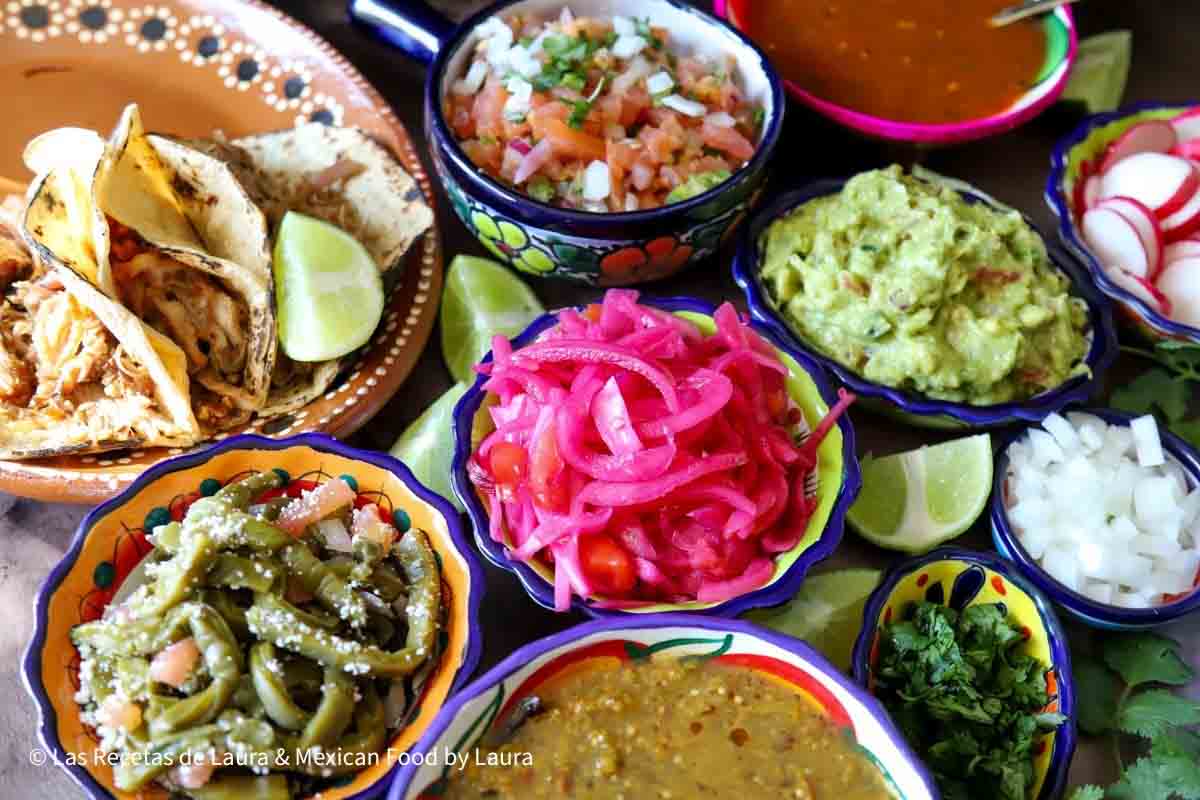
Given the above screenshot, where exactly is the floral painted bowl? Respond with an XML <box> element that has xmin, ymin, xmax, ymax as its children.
<box><xmin>1047</xmin><ymin>101</ymin><xmax>1200</xmax><ymax>344</ymax></box>
<box><xmin>732</xmin><ymin>177</ymin><xmax>1119</xmax><ymax>429</ymax></box>
<box><xmin>851</xmin><ymin>547</ymin><xmax>1077</xmax><ymax>800</ymax></box>
<box><xmin>991</xmin><ymin>408</ymin><xmax>1200</xmax><ymax>629</ymax></box>
<box><xmin>22</xmin><ymin>434</ymin><xmax>486</xmax><ymax>800</ymax></box>
<box><xmin>714</xmin><ymin>0</ymin><xmax>1075</xmax><ymax>146</ymax></box>
<box><xmin>389</xmin><ymin>613</ymin><xmax>938</xmax><ymax>799</ymax></box>
<box><xmin>450</xmin><ymin>295</ymin><xmax>860</xmax><ymax>617</ymax></box>
<box><xmin>353</xmin><ymin>0</ymin><xmax>785</xmax><ymax>285</ymax></box>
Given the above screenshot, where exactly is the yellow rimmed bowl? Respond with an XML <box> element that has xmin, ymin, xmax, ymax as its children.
<box><xmin>851</xmin><ymin>547</ymin><xmax>1077</xmax><ymax>800</ymax></box>
<box><xmin>22</xmin><ymin>433</ymin><xmax>486</xmax><ymax>800</ymax></box>
<box><xmin>450</xmin><ymin>295</ymin><xmax>860</xmax><ymax>617</ymax></box>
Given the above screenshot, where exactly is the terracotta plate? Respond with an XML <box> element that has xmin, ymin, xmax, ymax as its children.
<box><xmin>0</xmin><ymin>0</ymin><xmax>442</xmax><ymax>503</ymax></box>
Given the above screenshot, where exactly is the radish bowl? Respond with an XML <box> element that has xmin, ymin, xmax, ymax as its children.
<box><xmin>1048</xmin><ymin>102</ymin><xmax>1200</xmax><ymax>344</ymax></box>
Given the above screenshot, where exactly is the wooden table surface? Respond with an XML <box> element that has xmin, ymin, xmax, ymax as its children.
<box><xmin>4</xmin><ymin>0</ymin><xmax>1198</xmax><ymax>796</ymax></box>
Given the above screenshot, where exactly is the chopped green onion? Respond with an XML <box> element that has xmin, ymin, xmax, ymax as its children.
<box><xmin>528</xmin><ymin>177</ymin><xmax>556</xmax><ymax>203</ymax></box>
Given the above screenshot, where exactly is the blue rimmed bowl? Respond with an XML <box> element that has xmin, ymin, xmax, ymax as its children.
<box><xmin>732</xmin><ymin>177</ymin><xmax>1119</xmax><ymax>429</ymax></box>
<box><xmin>450</xmin><ymin>295</ymin><xmax>860</xmax><ymax>617</ymax></box>
<box><xmin>1047</xmin><ymin>101</ymin><xmax>1200</xmax><ymax>345</ymax></box>
<box><xmin>389</xmin><ymin>613</ymin><xmax>938</xmax><ymax>800</ymax></box>
<box><xmin>851</xmin><ymin>547</ymin><xmax>1077</xmax><ymax>800</ymax></box>
<box><xmin>352</xmin><ymin>0</ymin><xmax>785</xmax><ymax>285</ymax></box>
<box><xmin>22</xmin><ymin>433</ymin><xmax>486</xmax><ymax>800</ymax></box>
<box><xmin>991</xmin><ymin>408</ymin><xmax>1200</xmax><ymax>629</ymax></box>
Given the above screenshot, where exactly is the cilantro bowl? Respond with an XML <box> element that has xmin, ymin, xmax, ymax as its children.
<box><xmin>851</xmin><ymin>547</ymin><xmax>1077</xmax><ymax>800</ymax></box>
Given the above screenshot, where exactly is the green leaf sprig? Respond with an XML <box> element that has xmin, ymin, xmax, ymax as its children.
<box><xmin>1115</xmin><ymin>341</ymin><xmax>1200</xmax><ymax>448</ymax></box>
<box><xmin>1067</xmin><ymin>632</ymin><xmax>1200</xmax><ymax>800</ymax></box>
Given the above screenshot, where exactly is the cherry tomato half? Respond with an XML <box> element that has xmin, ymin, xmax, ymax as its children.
<box><xmin>489</xmin><ymin>441</ymin><xmax>528</xmax><ymax>487</ymax></box>
<box><xmin>580</xmin><ymin>535</ymin><xmax>637</xmax><ymax>595</ymax></box>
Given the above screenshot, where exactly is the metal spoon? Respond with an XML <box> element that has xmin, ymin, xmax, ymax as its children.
<box><xmin>990</xmin><ymin>0</ymin><xmax>1080</xmax><ymax>27</ymax></box>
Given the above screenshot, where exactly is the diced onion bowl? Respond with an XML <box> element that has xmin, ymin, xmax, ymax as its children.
<box><xmin>991</xmin><ymin>408</ymin><xmax>1200</xmax><ymax>629</ymax></box>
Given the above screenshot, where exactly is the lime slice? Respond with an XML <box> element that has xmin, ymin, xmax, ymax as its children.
<box><xmin>848</xmin><ymin>434</ymin><xmax>993</xmax><ymax>554</ymax></box>
<box><xmin>273</xmin><ymin>211</ymin><xmax>384</xmax><ymax>362</ymax></box>
<box><xmin>440</xmin><ymin>255</ymin><xmax>544</xmax><ymax>383</ymax></box>
<box><xmin>390</xmin><ymin>382</ymin><xmax>468</xmax><ymax>512</ymax></box>
<box><xmin>1060</xmin><ymin>31</ymin><xmax>1132</xmax><ymax>114</ymax></box>
<box><xmin>744</xmin><ymin>568</ymin><xmax>883</xmax><ymax>672</ymax></box>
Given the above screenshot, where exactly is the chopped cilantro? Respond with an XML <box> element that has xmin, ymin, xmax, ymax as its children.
<box><xmin>518</xmin><ymin>35</ymin><xmax>533</xmax><ymax>47</ymax></box>
<box><xmin>875</xmin><ymin>602</ymin><xmax>1065</xmax><ymax>800</ymax></box>
<box><xmin>602</xmin><ymin>30</ymin><xmax>618</xmax><ymax>48</ymax></box>
<box><xmin>561</xmin><ymin>72</ymin><xmax>586</xmax><ymax>91</ymax></box>
<box><xmin>752</xmin><ymin>107</ymin><xmax>766</xmax><ymax>130</ymax></box>
<box><xmin>566</xmin><ymin>76</ymin><xmax>607</xmax><ymax>129</ymax></box>
<box><xmin>635</xmin><ymin>17</ymin><xmax>663</xmax><ymax>49</ymax></box>
<box><xmin>478</xmin><ymin>135</ymin><xmax>498</xmax><ymax>146</ymax></box>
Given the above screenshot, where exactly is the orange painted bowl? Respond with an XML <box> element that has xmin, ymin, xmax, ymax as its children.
<box><xmin>851</xmin><ymin>547</ymin><xmax>1078</xmax><ymax>800</ymax></box>
<box><xmin>389</xmin><ymin>614</ymin><xmax>938</xmax><ymax>799</ymax></box>
<box><xmin>22</xmin><ymin>433</ymin><xmax>486</xmax><ymax>800</ymax></box>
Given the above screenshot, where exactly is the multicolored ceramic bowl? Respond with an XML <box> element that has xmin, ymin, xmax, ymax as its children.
<box><xmin>1047</xmin><ymin>101</ymin><xmax>1200</xmax><ymax>344</ymax></box>
<box><xmin>714</xmin><ymin>0</ymin><xmax>1075</xmax><ymax>145</ymax></box>
<box><xmin>389</xmin><ymin>614</ymin><xmax>938</xmax><ymax>799</ymax></box>
<box><xmin>732</xmin><ymin>177</ymin><xmax>1119</xmax><ymax>429</ymax></box>
<box><xmin>851</xmin><ymin>547</ymin><xmax>1077</xmax><ymax>800</ymax></box>
<box><xmin>450</xmin><ymin>295</ymin><xmax>860</xmax><ymax>616</ymax></box>
<box><xmin>352</xmin><ymin>0</ymin><xmax>784</xmax><ymax>285</ymax></box>
<box><xmin>22</xmin><ymin>434</ymin><xmax>486</xmax><ymax>800</ymax></box>
<box><xmin>991</xmin><ymin>408</ymin><xmax>1200</xmax><ymax>629</ymax></box>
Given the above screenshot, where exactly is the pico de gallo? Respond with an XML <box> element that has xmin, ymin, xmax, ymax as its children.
<box><xmin>444</xmin><ymin>8</ymin><xmax>766</xmax><ymax>212</ymax></box>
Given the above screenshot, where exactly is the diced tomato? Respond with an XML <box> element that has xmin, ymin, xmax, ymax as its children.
<box><xmin>701</xmin><ymin>121</ymin><xmax>755</xmax><ymax>161</ymax></box>
<box><xmin>149</xmin><ymin>638</ymin><xmax>200</xmax><ymax>689</ymax></box>
<box><xmin>638</xmin><ymin>126</ymin><xmax>679</xmax><ymax>164</ymax></box>
<box><xmin>620</xmin><ymin>86</ymin><xmax>651</xmax><ymax>127</ymax></box>
<box><xmin>445</xmin><ymin>96</ymin><xmax>476</xmax><ymax>139</ymax></box>
<box><xmin>542</xmin><ymin>118</ymin><xmax>606</xmax><ymax>162</ymax></box>
<box><xmin>529</xmin><ymin>424</ymin><xmax>566</xmax><ymax>510</ymax></box>
<box><xmin>461</xmin><ymin>138</ymin><xmax>503</xmax><ymax>174</ymax></box>
<box><xmin>276</xmin><ymin>478</ymin><xmax>356</xmax><ymax>536</ymax></box>
<box><xmin>489</xmin><ymin>441</ymin><xmax>528</xmax><ymax>487</ymax></box>
<box><xmin>472</xmin><ymin>77</ymin><xmax>510</xmax><ymax>140</ymax></box>
<box><xmin>580</xmin><ymin>535</ymin><xmax>636</xmax><ymax>594</ymax></box>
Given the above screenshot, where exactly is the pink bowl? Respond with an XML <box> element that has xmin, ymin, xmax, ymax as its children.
<box><xmin>714</xmin><ymin>0</ymin><xmax>1078</xmax><ymax>145</ymax></box>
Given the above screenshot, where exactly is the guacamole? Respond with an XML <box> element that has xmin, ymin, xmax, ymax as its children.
<box><xmin>758</xmin><ymin>166</ymin><xmax>1090</xmax><ymax>405</ymax></box>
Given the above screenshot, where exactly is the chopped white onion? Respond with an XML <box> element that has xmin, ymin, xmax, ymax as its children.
<box><xmin>582</xmin><ymin>160</ymin><xmax>611</xmax><ymax>201</ymax></box>
<box><xmin>624</xmin><ymin>193</ymin><xmax>639</xmax><ymax>212</ymax></box>
<box><xmin>611</xmin><ymin>55</ymin><xmax>653</xmax><ymax>94</ymax></box>
<box><xmin>453</xmin><ymin>60</ymin><xmax>488</xmax><ymax>95</ymax></box>
<box><xmin>704</xmin><ymin>111</ymin><xmax>737</xmax><ymax>128</ymax></box>
<box><xmin>559</xmin><ymin>6</ymin><xmax>574</xmax><ymax>25</ymax></box>
<box><xmin>661</xmin><ymin>94</ymin><xmax>707</xmax><ymax>117</ymax></box>
<box><xmin>1007</xmin><ymin>412</ymin><xmax>1200</xmax><ymax>608</ymax></box>
<box><xmin>507</xmin><ymin>46</ymin><xmax>541</xmax><ymax>79</ymax></box>
<box><xmin>612</xmin><ymin>15</ymin><xmax>636</xmax><ymax>37</ymax></box>
<box><xmin>611</xmin><ymin>34</ymin><xmax>647</xmax><ymax>59</ymax></box>
<box><xmin>317</xmin><ymin>518</ymin><xmax>354</xmax><ymax>553</ymax></box>
<box><xmin>1131</xmin><ymin>414</ymin><xmax>1166</xmax><ymax>467</ymax></box>
<box><xmin>646</xmin><ymin>71</ymin><xmax>674</xmax><ymax>95</ymax></box>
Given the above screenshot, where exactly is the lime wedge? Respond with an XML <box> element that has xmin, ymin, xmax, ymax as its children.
<box><xmin>440</xmin><ymin>255</ymin><xmax>544</xmax><ymax>383</ymax></box>
<box><xmin>1061</xmin><ymin>31</ymin><xmax>1132</xmax><ymax>114</ymax></box>
<box><xmin>744</xmin><ymin>568</ymin><xmax>883</xmax><ymax>672</ymax></box>
<box><xmin>390</xmin><ymin>382</ymin><xmax>468</xmax><ymax>512</ymax></box>
<box><xmin>273</xmin><ymin>211</ymin><xmax>384</xmax><ymax>362</ymax></box>
<box><xmin>848</xmin><ymin>434</ymin><xmax>993</xmax><ymax>554</ymax></box>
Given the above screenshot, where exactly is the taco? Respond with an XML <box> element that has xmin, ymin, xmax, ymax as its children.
<box><xmin>196</xmin><ymin>124</ymin><xmax>433</xmax><ymax>415</ymax></box>
<box><xmin>2</xmin><ymin>179</ymin><xmax>200</xmax><ymax>459</ymax></box>
<box><xmin>25</xmin><ymin>105</ymin><xmax>277</xmax><ymax>433</ymax></box>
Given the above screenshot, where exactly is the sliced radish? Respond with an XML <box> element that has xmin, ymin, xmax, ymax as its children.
<box><xmin>1083</xmin><ymin>175</ymin><xmax>1102</xmax><ymax>210</ymax></box>
<box><xmin>1162</xmin><ymin>187</ymin><xmax>1200</xmax><ymax>243</ymax></box>
<box><xmin>1096</xmin><ymin>196</ymin><xmax>1163</xmax><ymax>279</ymax></box>
<box><xmin>1156</xmin><ymin>257</ymin><xmax>1200</xmax><ymax>326</ymax></box>
<box><xmin>1165</xmin><ymin>241</ymin><xmax>1200</xmax><ymax>265</ymax></box>
<box><xmin>1099</xmin><ymin>120</ymin><xmax>1179</xmax><ymax>173</ymax></box>
<box><xmin>1171</xmin><ymin>137</ymin><xmax>1200</xmax><ymax>161</ymax></box>
<box><xmin>1082</xmin><ymin>206</ymin><xmax>1153</xmax><ymax>279</ymax></box>
<box><xmin>1114</xmin><ymin>268</ymin><xmax>1172</xmax><ymax>317</ymax></box>
<box><xmin>1170</xmin><ymin>108</ymin><xmax>1200</xmax><ymax>142</ymax></box>
<box><xmin>1100</xmin><ymin>153</ymin><xmax>1199</xmax><ymax>219</ymax></box>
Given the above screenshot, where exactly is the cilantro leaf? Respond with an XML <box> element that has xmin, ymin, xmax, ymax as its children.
<box><xmin>1117</xmin><ymin>689</ymin><xmax>1200</xmax><ymax>738</ymax></box>
<box><xmin>1073</xmin><ymin>657</ymin><xmax>1122</xmax><ymax>734</ymax></box>
<box><xmin>1065</xmin><ymin>786</ymin><xmax>1105</xmax><ymax>800</ymax></box>
<box><xmin>1110</xmin><ymin>368</ymin><xmax>1190</xmax><ymax>422</ymax></box>
<box><xmin>1103</xmin><ymin>633</ymin><xmax>1195</xmax><ymax>688</ymax></box>
<box><xmin>1155</xmin><ymin>340</ymin><xmax>1200</xmax><ymax>382</ymax></box>
<box><xmin>1108</xmin><ymin>750</ymin><xmax>1200</xmax><ymax>800</ymax></box>
<box><xmin>1169</xmin><ymin>418</ymin><xmax>1200</xmax><ymax>451</ymax></box>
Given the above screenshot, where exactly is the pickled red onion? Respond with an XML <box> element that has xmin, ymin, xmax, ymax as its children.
<box><xmin>468</xmin><ymin>290</ymin><xmax>854</xmax><ymax>610</ymax></box>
